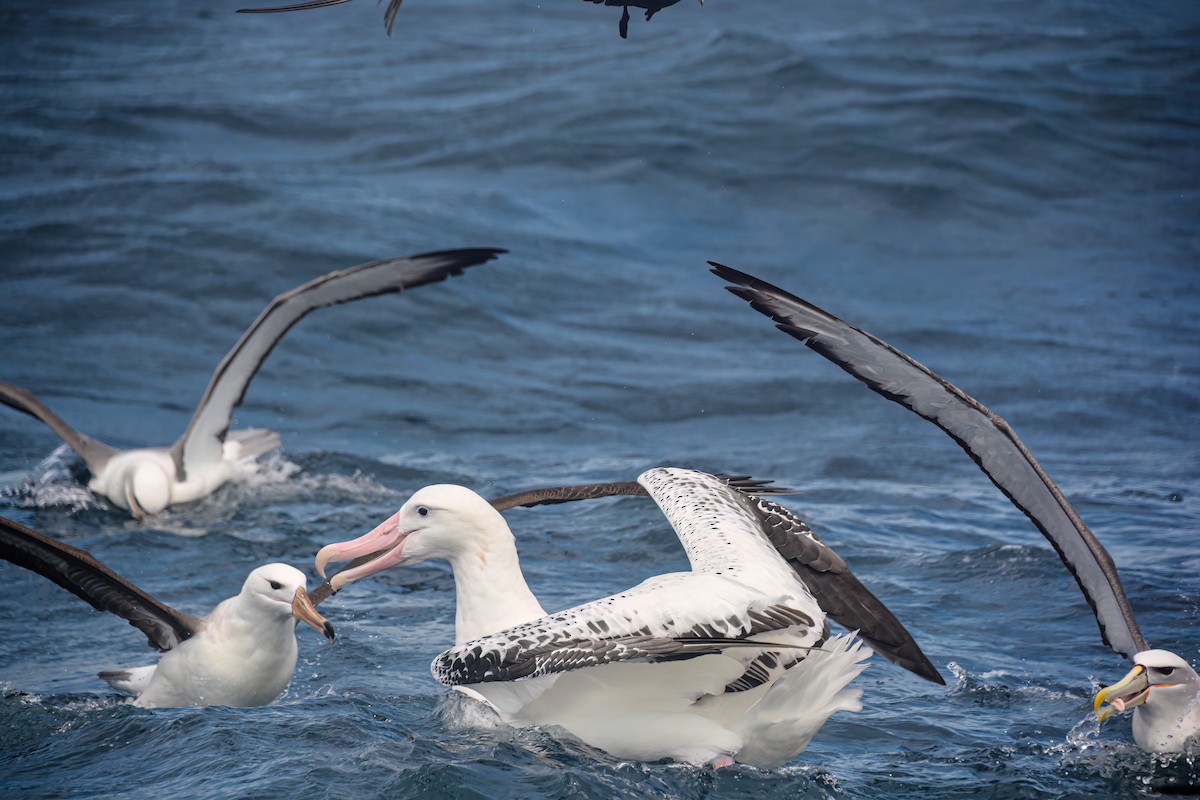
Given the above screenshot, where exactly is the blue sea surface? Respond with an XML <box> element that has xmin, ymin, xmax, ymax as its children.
<box><xmin>1</xmin><ymin>0</ymin><xmax>1198</xmax><ymax>797</ymax></box>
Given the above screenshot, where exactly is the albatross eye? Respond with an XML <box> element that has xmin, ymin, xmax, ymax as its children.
<box><xmin>268</xmin><ymin>580</ymin><xmax>283</xmax><ymax>591</ymax></box>
<box><xmin>417</xmin><ymin>507</ymin><xmax>429</xmax><ymax>517</ymax></box>
<box><xmin>1157</xmin><ymin>667</ymin><xmax>1175</xmax><ymax>676</ymax></box>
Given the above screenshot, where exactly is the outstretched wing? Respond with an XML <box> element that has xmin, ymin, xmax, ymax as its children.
<box><xmin>0</xmin><ymin>381</ymin><xmax>119</xmax><ymax>475</ymax></box>
<box><xmin>0</xmin><ymin>516</ymin><xmax>201</xmax><ymax>650</ymax></box>
<box><xmin>710</xmin><ymin>261</ymin><xmax>1148</xmax><ymax>661</ymax></box>
<box><xmin>238</xmin><ymin>0</ymin><xmax>405</xmax><ymax>35</ymax></box>
<box><xmin>170</xmin><ymin>248</ymin><xmax>505</xmax><ymax>481</ymax></box>
<box><xmin>489</xmin><ymin>474</ymin><xmax>788</xmax><ymax>512</ymax></box>
<box><xmin>745</xmin><ymin>496</ymin><xmax>943</xmax><ymax>684</ymax></box>
<box><xmin>489</xmin><ymin>471</ymin><xmax>943</xmax><ymax>684</ymax></box>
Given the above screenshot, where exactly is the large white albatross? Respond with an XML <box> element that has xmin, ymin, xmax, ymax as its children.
<box><xmin>0</xmin><ymin>516</ymin><xmax>335</xmax><ymax>707</ymax></box>
<box><xmin>709</xmin><ymin>261</ymin><xmax>1200</xmax><ymax>754</ymax></box>
<box><xmin>0</xmin><ymin>248</ymin><xmax>504</xmax><ymax>519</ymax></box>
<box><xmin>314</xmin><ymin>468</ymin><xmax>942</xmax><ymax>767</ymax></box>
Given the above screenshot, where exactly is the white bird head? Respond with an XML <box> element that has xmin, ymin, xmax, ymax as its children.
<box><xmin>316</xmin><ymin>484</ymin><xmax>505</xmax><ymax>590</ymax></box>
<box><xmin>112</xmin><ymin>459</ymin><xmax>172</xmax><ymax>520</ymax></box>
<box><xmin>241</xmin><ymin>563</ymin><xmax>335</xmax><ymax>643</ymax></box>
<box><xmin>1094</xmin><ymin>649</ymin><xmax>1199</xmax><ymax>730</ymax></box>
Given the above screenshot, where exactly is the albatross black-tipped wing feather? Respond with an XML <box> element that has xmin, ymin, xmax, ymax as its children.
<box><xmin>170</xmin><ymin>248</ymin><xmax>505</xmax><ymax>481</ymax></box>
<box><xmin>710</xmin><ymin>261</ymin><xmax>1148</xmax><ymax>660</ymax></box>
<box><xmin>748</xmin><ymin>497</ymin><xmax>944</xmax><ymax>684</ymax></box>
<box><xmin>489</xmin><ymin>475</ymin><xmax>791</xmax><ymax>512</ymax></box>
<box><xmin>0</xmin><ymin>517</ymin><xmax>201</xmax><ymax>651</ymax></box>
<box><xmin>0</xmin><ymin>381</ymin><xmax>118</xmax><ymax>475</ymax></box>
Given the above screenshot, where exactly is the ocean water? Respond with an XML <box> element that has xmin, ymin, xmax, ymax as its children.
<box><xmin>1</xmin><ymin>0</ymin><xmax>1198</xmax><ymax>796</ymax></box>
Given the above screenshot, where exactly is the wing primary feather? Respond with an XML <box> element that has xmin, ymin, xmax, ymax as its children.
<box><xmin>489</xmin><ymin>474</ymin><xmax>792</xmax><ymax>512</ymax></box>
<box><xmin>0</xmin><ymin>516</ymin><xmax>200</xmax><ymax>651</ymax></box>
<box><xmin>709</xmin><ymin>261</ymin><xmax>1148</xmax><ymax>660</ymax></box>
<box><xmin>0</xmin><ymin>381</ymin><xmax>118</xmax><ymax>475</ymax></box>
<box><xmin>170</xmin><ymin>248</ymin><xmax>505</xmax><ymax>481</ymax></box>
<box><xmin>237</xmin><ymin>0</ymin><xmax>354</xmax><ymax>13</ymax></box>
<box><xmin>748</xmin><ymin>496</ymin><xmax>944</xmax><ymax>684</ymax></box>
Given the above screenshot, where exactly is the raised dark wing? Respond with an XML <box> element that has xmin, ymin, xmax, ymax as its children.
<box><xmin>0</xmin><ymin>516</ymin><xmax>201</xmax><ymax>650</ymax></box>
<box><xmin>490</xmin><ymin>472</ymin><xmax>943</xmax><ymax>684</ymax></box>
<box><xmin>746</xmin><ymin>497</ymin><xmax>943</xmax><ymax>684</ymax></box>
<box><xmin>170</xmin><ymin>248</ymin><xmax>505</xmax><ymax>481</ymax></box>
<box><xmin>489</xmin><ymin>475</ymin><xmax>788</xmax><ymax>512</ymax></box>
<box><xmin>710</xmin><ymin>261</ymin><xmax>1148</xmax><ymax>661</ymax></box>
<box><xmin>433</xmin><ymin>631</ymin><xmax>802</xmax><ymax>686</ymax></box>
<box><xmin>0</xmin><ymin>381</ymin><xmax>119</xmax><ymax>476</ymax></box>
<box><xmin>238</xmin><ymin>0</ymin><xmax>405</xmax><ymax>35</ymax></box>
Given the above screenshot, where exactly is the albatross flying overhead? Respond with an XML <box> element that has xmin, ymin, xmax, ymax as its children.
<box><xmin>709</xmin><ymin>261</ymin><xmax>1200</xmax><ymax>753</ymax></box>
<box><xmin>314</xmin><ymin>468</ymin><xmax>941</xmax><ymax>767</ymax></box>
<box><xmin>235</xmin><ymin>0</ymin><xmax>700</xmax><ymax>39</ymax></box>
<box><xmin>0</xmin><ymin>515</ymin><xmax>334</xmax><ymax>708</ymax></box>
<box><xmin>0</xmin><ymin>248</ymin><xmax>504</xmax><ymax>519</ymax></box>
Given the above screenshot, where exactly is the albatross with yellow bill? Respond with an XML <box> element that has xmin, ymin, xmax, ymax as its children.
<box><xmin>0</xmin><ymin>248</ymin><xmax>504</xmax><ymax>520</ymax></box>
<box><xmin>709</xmin><ymin>260</ymin><xmax>1200</xmax><ymax>753</ymax></box>
<box><xmin>0</xmin><ymin>516</ymin><xmax>334</xmax><ymax>708</ymax></box>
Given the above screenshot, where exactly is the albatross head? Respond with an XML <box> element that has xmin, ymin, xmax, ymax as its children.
<box><xmin>1094</xmin><ymin>649</ymin><xmax>1199</xmax><ymax>750</ymax></box>
<box><xmin>241</xmin><ymin>564</ymin><xmax>335</xmax><ymax>643</ymax></box>
<box><xmin>107</xmin><ymin>457</ymin><xmax>172</xmax><ymax>520</ymax></box>
<box><xmin>316</xmin><ymin>484</ymin><xmax>504</xmax><ymax>590</ymax></box>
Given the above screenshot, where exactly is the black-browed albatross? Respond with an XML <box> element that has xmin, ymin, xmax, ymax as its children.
<box><xmin>0</xmin><ymin>515</ymin><xmax>334</xmax><ymax>708</ymax></box>
<box><xmin>314</xmin><ymin>467</ymin><xmax>942</xmax><ymax>767</ymax></box>
<box><xmin>1</xmin><ymin>248</ymin><xmax>504</xmax><ymax>520</ymax></box>
<box><xmin>709</xmin><ymin>261</ymin><xmax>1200</xmax><ymax>753</ymax></box>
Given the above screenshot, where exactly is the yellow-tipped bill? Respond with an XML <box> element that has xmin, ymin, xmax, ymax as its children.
<box><xmin>1094</xmin><ymin>664</ymin><xmax>1149</xmax><ymax>723</ymax></box>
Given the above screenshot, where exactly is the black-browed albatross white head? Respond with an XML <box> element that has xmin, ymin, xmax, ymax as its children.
<box><xmin>0</xmin><ymin>516</ymin><xmax>334</xmax><ymax>708</ymax></box>
<box><xmin>709</xmin><ymin>261</ymin><xmax>1200</xmax><ymax>753</ymax></box>
<box><xmin>0</xmin><ymin>248</ymin><xmax>504</xmax><ymax>520</ymax></box>
<box><xmin>315</xmin><ymin>467</ymin><xmax>942</xmax><ymax>768</ymax></box>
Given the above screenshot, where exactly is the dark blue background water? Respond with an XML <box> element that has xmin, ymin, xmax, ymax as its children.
<box><xmin>1</xmin><ymin>1</ymin><xmax>1197</xmax><ymax>796</ymax></box>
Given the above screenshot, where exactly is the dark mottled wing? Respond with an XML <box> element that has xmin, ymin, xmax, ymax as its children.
<box><xmin>238</xmin><ymin>0</ymin><xmax>404</xmax><ymax>35</ymax></box>
<box><xmin>170</xmin><ymin>248</ymin><xmax>505</xmax><ymax>481</ymax></box>
<box><xmin>433</xmin><ymin>633</ymin><xmax>798</xmax><ymax>686</ymax></box>
<box><xmin>748</xmin><ymin>497</ymin><xmax>944</xmax><ymax>684</ymax></box>
<box><xmin>0</xmin><ymin>517</ymin><xmax>201</xmax><ymax>650</ymax></box>
<box><xmin>0</xmin><ymin>381</ymin><xmax>118</xmax><ymax>475</ymax></box>
<box><xmin>489</xmin><ymin>475</ymin><xmax>789</xmax><ymax>512</ymax></box>
<box><xmin>711</xmin><ymin>261</ymin><xmax>1148</xmax><ymax>661</ymax></box>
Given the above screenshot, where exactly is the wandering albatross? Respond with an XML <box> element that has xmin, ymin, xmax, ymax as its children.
<box><xmin>709</xmin><ymin>261</ymin><xmax>1200</xmax><ymax>753</ymax></box>
<box><xmin>0</xmin><ymin>248</ymin><xmax>504</xmax><ymax>520</ymax></box>
<box><xmin>0</xmin><ymin>515</ymin><xmax>334</xmax><ymax>708</ymax></box>
<box><xmin>235</xmin><ymin>0</ymin><xmax>700</xmax><ymax>39</ymax></box>
<box><xmin>314</xmin><ymin>467</ymin><xmax>941</xmax><ymax>767</ymax></box>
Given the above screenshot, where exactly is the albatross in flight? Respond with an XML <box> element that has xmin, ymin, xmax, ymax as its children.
<box><xmin>709</xmin><ymin>261</ymin><xmax>1200</xmax><ymax>753</ymax></box>
<box><xmin>236</xmin><ymin>0</ymin><xmax>700</xmax><ymax>39</ymax></box>
<box><xmin>314</xmin><ymin>467</ymin><xmax>942</xmax><ymax>767</ymax></box>
<box><xmin>0</xmin><ymin>515</ymin><xmax>334</xmax><ymax>707</ymax></box>
<box><xmin>0</xmin><ymin>248</ymin><xmax>504</xmax><ymax>519</ymax></box>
